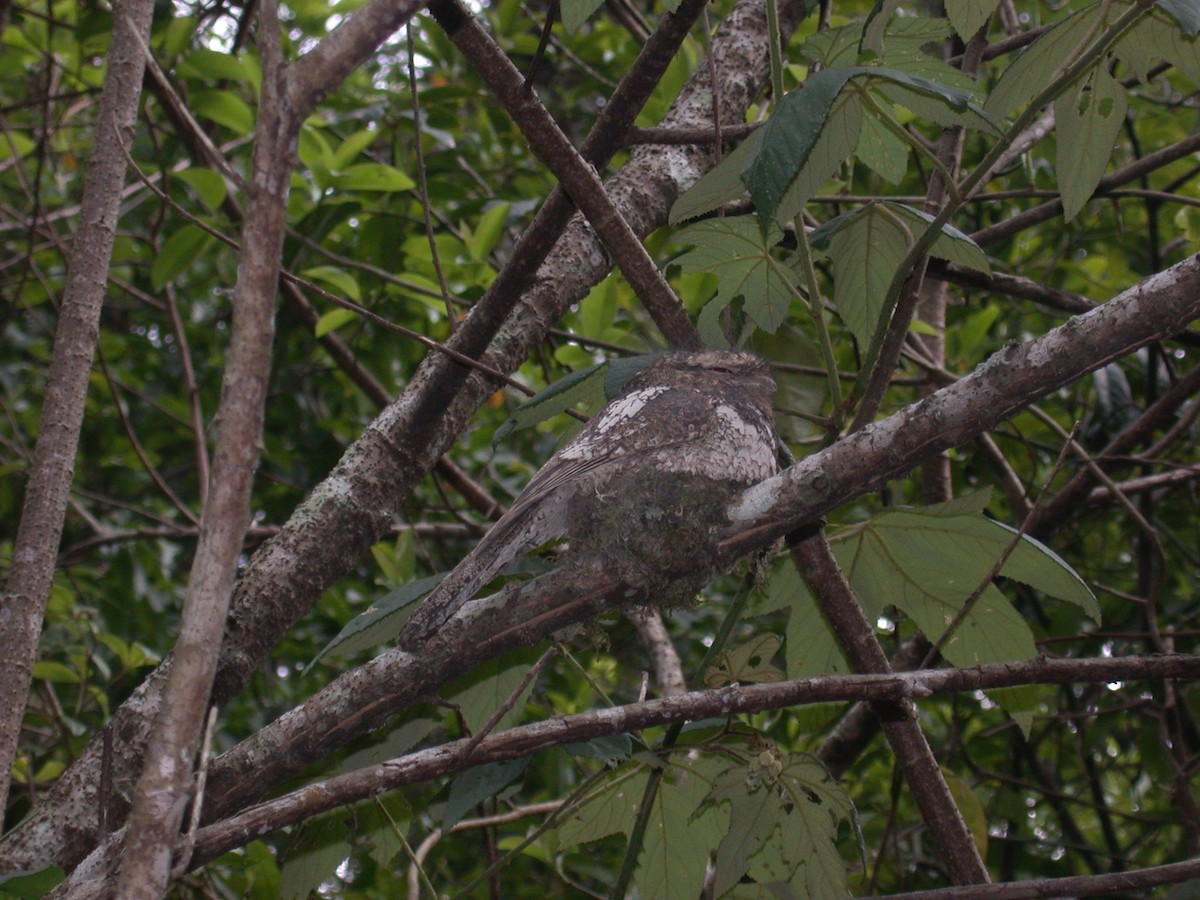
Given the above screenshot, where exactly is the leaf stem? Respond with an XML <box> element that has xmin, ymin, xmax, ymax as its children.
<box><xmin>765</xmin><ymin>0</ymin><xmax>786</xmax><ymax>103</ymax></box>
<box><xmin>791</xmin><ymin>219</ymin><xmax>845</xmax><ymax>432</ymax></box>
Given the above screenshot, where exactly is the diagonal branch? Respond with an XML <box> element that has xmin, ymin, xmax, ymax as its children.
<box><xmin>791</xmin><ymin>529</ymin><xmax>989</xmax><ymax>885</ymax></box>
<box><xmin>427</xmin><ymin>0</ymin><xmax>701</xmax><ymax>349</ymax></box>
<box><xmin>0</xmin><ymin>0</ymin><xmax>802</xmax><ymax>873</ymax></box>
<box><xmin>722</xmin><ymin>252</ymin><xmax>1200</xmax><ymax>557</ymax></box>
<box><xmin>180</xmin><ymin>652</ymin><xmax>1200</xmax><ymax>870</ymax></box>
<box><xmin>200</xmin><ymin>252</ymin><xmax>1200</xmax><ymax>829</ymax></box>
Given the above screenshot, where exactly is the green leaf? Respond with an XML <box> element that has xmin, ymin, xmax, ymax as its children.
<box><xmin>942</xmin><ymin>768</ymin><xmax>990</xmax><ymax>857</ymax></box>
<box><xmin>190</xmin><ymin>89</ymin><xmax>255</xmax><ymax>135</ymax></box>
<box><xmin>447</xmin><ymin>647</ymin><xmax>541</xmax><ymax>734</ymax></box>
<box><xmin>744</xmin><ymin>67</ymin><xmax>861</xmax><ymax>226</ymax></box>
<box><xmin>1055</xmin><ymin>65</ymin><xmax>1127</xmax><ymax>221</ymax></box>
<box><xmin>923</xmin><ymin>212</ymin><xmax>993</xmax><ymax>271</ymax></box>
<box><xmin>557</xmin><ymin>768</ymin><xmax>648</xmax><ymax>846</ymax></box>
<box><xmin>1116</xmin><ymin>7</ymin><xmax>1200</xmax><ymax>86</ymax></box>
<box><xmin>830</xmin><ymin>500</ymin><xmax>1097</xmax><ymax>683</ymax></box>
<box><xmin>0</xmin><ymin>866</ymin><xmax>66</xmax><ymax>896</ymax></box>
<box><xmin>563</xmin><ymin>734</ymin><xmax>633</xmax><ymax>764</ymax></box>
<box><xmin>372</xmin><ymin>531</ymin><xmax>416</xmax><ymax>586</ymax></box>
<box><xmin>989</xmin><ymin>523</ymin><xmax>1100</xmax><ymax>621</ymax></box>
<box><xmin>95</xmin><ymin>633</ymin><xmax>157</xmax><ymax>670</ymax></box>
<box><xmin>948</xmin><ymin>302</ymin><xmax>1002</xmax><ymax>360</ymax></box>
<box><xmin>669</xmin><ymin>134</ymin><xmax>761</xmax><ymax>225</ymax></box>
<box><xmin>305</xmin><ymin>574</ymin><xmax>442</xmax><ymax>670</ymax></box>
<box><xmin>561</xmin><ymin>0</ymin><xmax>606</xmax><ymax>33</ymax></box>
<box><xmin>746</xmin><ymin>67</ymin><xmax>994</xmax><ymax>225</ymax></box>
<box><xmin>492</xmin><ymin>354</ymin><xmax>662</xmax><ymax>446</ymax></box>
<box><xmin>946</xmin><ymin>0</ymin><xmax>1001</xmax><ymax>40</ymax></box>
<box><xmin>986</xmin><ymin>4</ymin><xmax>1105</xmax><ymax>119</ymax></box>
<box><xmin>772</xmin><ymin>94</ymin><xmax>862</xmax><ymax>225</ymax></box>
<box><xmin>876</xmin><ymin>80</ymin><xmax>998</xmax><ymax>132</ymax></box>
<box><xmin>558</xmin><ymin>757</ymin><xmax>726</xmax><ymax>897</ymax></box>
<box><xmin>491</xmin><ymin>362</ymin><xmax>606</xmax><ymax>446</ymax></box>
<box><xmin>745</xmin><ymin>826</ymin><xmax>802</xmax><ymax>891</ymax></box>
<box><xmin>778</xmin><ymin>754</ymin><xmax>854</xmax><ymax>826</ymax></box>
<box><xmin>329</xmin><ymin>128</ymin><xmax>379</xmax><ymax>170</ymax></box>
<box><xmin>855</xmin><ymin>106</ymin><xmax>909</xmax><ymax>184</ymax></box>
<box><xmin>924</xmin><ymin>489</ymin><xmax>993</xmax><ymax>516</ymax></box>
<box><xmin>357</xmin><ymin>793</ymin><xmax>411</xmax><ymax>871</ymax></box>
<box><xmin>578</xmin><ymin>274</ymin><xmax>619</xmax><ymax>335</ymax></box>
<box><xmin>990</xmin><ymin>685</ymin><xmax>1039</xmax><ymax>737</ymax></box>
<box><xmin>151</xmin><ymin>224</ymin><xmax>214</xmax><ymax>290</ymax></box>
<box><xmin>704</xmin><ymin>634</ymin><xmax>785</xmax><ymax>687</ymax></box>
<box><xmin>1157</xmin><ymin>0</ymin><xmax>1200</xmax><ymax>37</ymax></box>
<box><xmin>0</xmin><ymin>130</ymin><xmax>36</xmax><ymax>161</ymax></box>
<box><xmin>821</xmin><ymin>202</ymin><xmax>912</xmax><ymax>346</ymax></box>
<box><xmin>810</xmin><ymin>201</ymin><xmax>988</xmax><ymax>345</ymax></box>
<box><xmin>603</xmin><ymin>353</ymin><xmax>661</xmax><ymax>396</ymax></box>
<box><xmin>332</xmin><ymin>162</ymin><xmax>415</xmax><ymax>192</ymax></box>
<box><xmin>673</xmin><ymin>216</ymin><xmax>798</xmax><ymax>333</ymax></box>
<box><xmin>635</xmin><ymin>757</ymin><xmax>727</xmax><ymax>900</ymax></box>
<box><xmin>174</xmin><ymin>167</ymin><xmax>227</xmax><ymax>209</ymax></box>
<box><xmin>302</xmin><ymin>265</ymin><xmax>361</xmax><ymax>302</ymax></box>
<box><xmin>800</xmin><ymin>24</ymin><xmax>861</xmax><ymax>67</ymax></box>
<box><xmin>280</xmin><ymin>809</ymin><xmax>349</xmax><ymax>900</ymax></box>
<box><xmin>314</xmin><ymin>307</ymin><xmax>358</xmax><ymax>337</ymax></box>
<box><xmin>804</xmin><ymin>16</ymin><xmax>957</xmax><ymax>69</ymax></box>
<box><xmin>784</xmin><ymin>575</ymin><xmax>850</xmax><ymax>679</ymax></box>
<box><xmin>465</xmin><ymin>201</ymin><xmax>511</xmax><ymax>260</ymax></box>
<box><xmin>34</xmin><ymin>659</ymin><xmax>78</xmax><ymax>687</ymax></box>
<box><xmin>713</xmin><ymin>778</ymin><xmax>780</xmax><ymax>896</ymax></box>
<box><xmin>341</xmin><ymin>718</ymin><xmax>436</xmax><ymax>771</ymax></box>
<box><xmin>444</xmin><ymin>757</ymin><xmax>530</xmax><ymax>830</ymax></box>
<box><xmin>695</xmin><ymin>295</ymin><xmax>731</xmax><ymax>348</ymax></box>
<box><xmin>178</xmin><ymin>47</ymin><xmax>256</xmax><ymax>84</ymax></box>
<box><xmin>742</xmin><ymin>755</ymin><xmax>853</xmax><ymax>898</ymax></box>
<box><xmin>298</xmin><ymin>125</ymin><xmax>334</xmax><ymax>176</ymax></box>
<box><xmin>860</xmin><ymin>0</ymin><xmax>908</xmax><ymax>58</ymax></box>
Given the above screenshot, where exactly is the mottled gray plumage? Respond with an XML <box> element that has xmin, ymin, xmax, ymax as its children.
<box><xmin>397</xmin><ymin>350</ymin><xmax>778</xmax><ymax>649</ymax></box>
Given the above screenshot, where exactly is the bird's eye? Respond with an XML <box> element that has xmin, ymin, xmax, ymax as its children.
<box><xmin>711</xmin><ymin>365</ymin><xmax>731</xmax><ymax>373</ymax></box>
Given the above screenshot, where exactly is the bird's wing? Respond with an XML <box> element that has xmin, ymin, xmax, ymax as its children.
<box><xmin>397</xmin><ymin>386</ymin><xmax>719</xmax><ymax>647</ymax></box>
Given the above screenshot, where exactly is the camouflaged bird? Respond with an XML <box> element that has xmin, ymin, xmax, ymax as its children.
<box><xmin>396</xmin><ymin>349</ymin><xmax>779</xmax><ymax>650</ymax></box>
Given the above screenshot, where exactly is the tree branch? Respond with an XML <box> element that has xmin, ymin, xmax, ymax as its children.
<box><xmin>427</xmin><ymin>0</ymin><xmax>702</xmax><ymax>349</ymax></box>
<box><xmin>791</xmin><ymin>529</ymin><xmax>989</xmax><ymax>884</ymax></box>
<box><xmin>0</xmin><ymin>0</ymin><xmax>157</xmax><ymax>821</ymax></box>
<box><xmin>113</xmin><ymin>2</ymin><xmax>295</xmax><ymax>893</ymax></box>
<box><xmin>722</xmin><ymin>252</ymin><xmax>1200</xmax><ymax>557</ymax></box>
<box><xmin>197</xmin><ymin>252</ymin><xmax>1200</xmax><ymax>830</ymax></box>
<box><xmin>177</xmin><ymin>653</ymin><xmax>1200</xmax><ymax>870</ymax></box>
<box><xmin>0</xmin><ymin>0</ymin><xmax>797</xmax><ymax>873</ymax></box>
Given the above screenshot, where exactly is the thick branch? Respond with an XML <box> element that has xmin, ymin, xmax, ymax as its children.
<box><xmin>287</xmin><ymin>0</ymin><xmax>430</xmax><ymax>118</ymax></box>
<box><xmin>0</xmin><ymin>0</ymin><xmax>156</xmax><ymax>820</ymax></box>
<box><xmin>0</xmin><ymin>0</ymin><xmax>800</xmax><ymax>872</ymax></box>
<box><xmin>113</xmin><ymin>5</ymin><xmax>296</xmax><ymax>894</ymax></box>
<box><xmin>427</xmin><ymin>0</ymin><xmax>701</xmax><ymax>348</ymax></box>
<box><xmin>181</xmin><ymin>652</ymin><xmax>1200</xmax><ymax>869</ymax></box>
<box><xmin>723</xmin><ymin>252</ymin><xmax>1200</xmax><ymax>556</ymax></box>
<box><xmin>792</xmin><ymin>531</ymin><xmax>988</xmax><ymax>884</ymax></box>
<box><xmin>196</xmin><ymin>252</ymin><xmax>1200</xmax><ymax>829</ymax></box>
